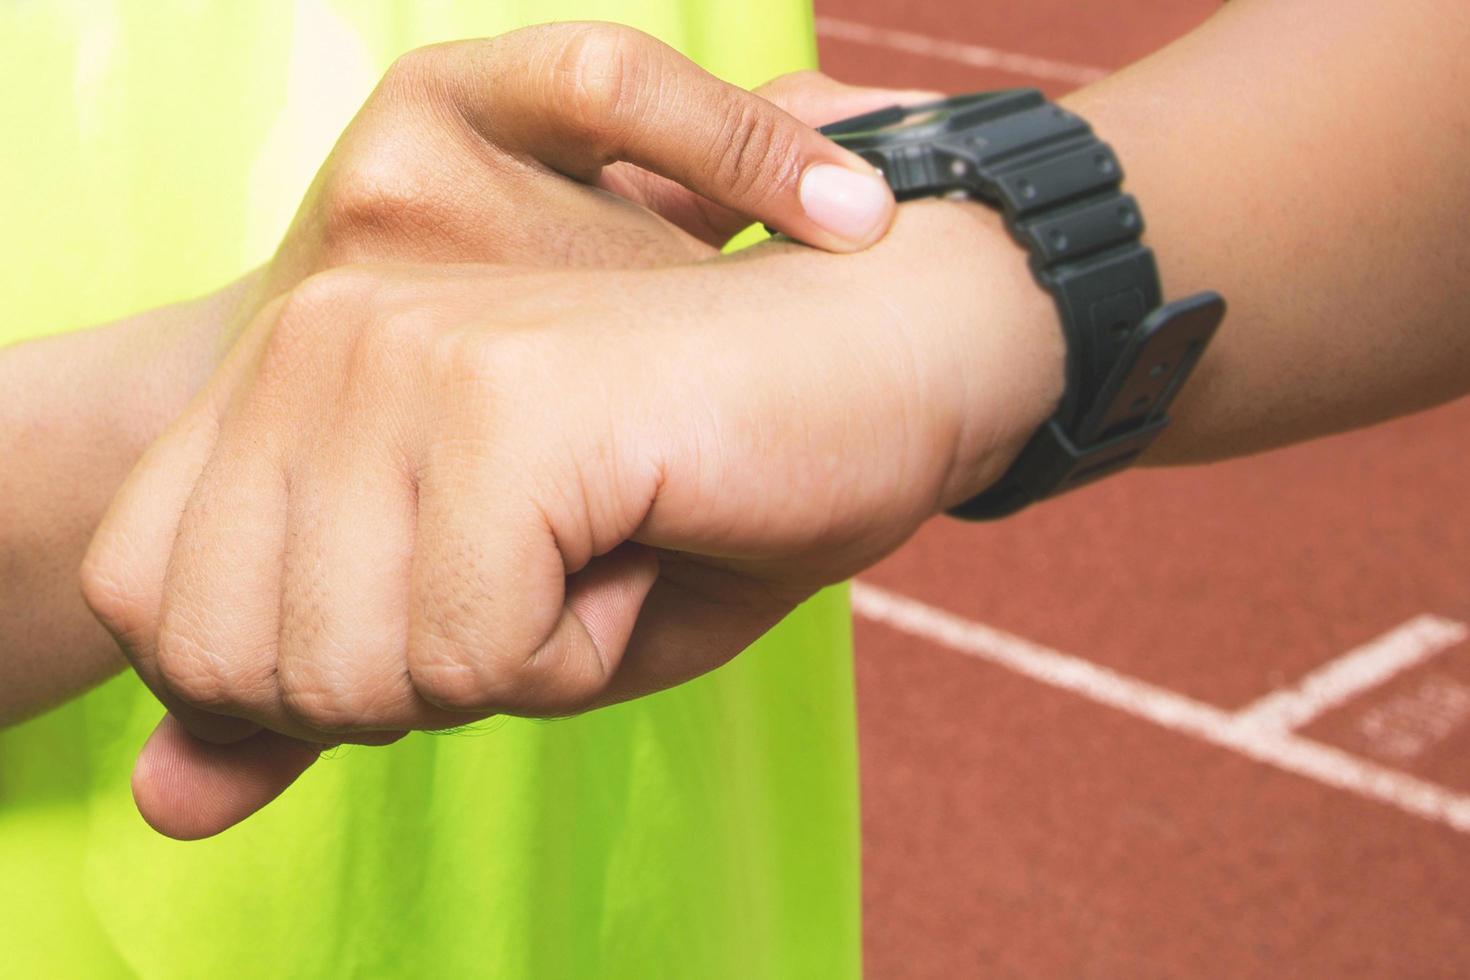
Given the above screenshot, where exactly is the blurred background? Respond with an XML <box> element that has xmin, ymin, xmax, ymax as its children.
<box><xmin>815</xmin><ymin>1</ymin><xmax>1470</xmax><ymax>976</ymax></box>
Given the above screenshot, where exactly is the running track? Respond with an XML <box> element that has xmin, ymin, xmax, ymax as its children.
<box><xmin>813</xmin><ymin>2</ymin><xmax>1470</xmax><ymax>975</ymax></box>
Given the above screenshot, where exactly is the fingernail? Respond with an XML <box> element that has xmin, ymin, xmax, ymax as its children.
<box><xmin>799</xmin><ymin>164</ymin><xmax>890</xmax><ymax>244</ymax></box>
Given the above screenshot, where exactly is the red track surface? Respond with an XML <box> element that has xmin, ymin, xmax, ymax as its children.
<box><xmin>813</xmin><ymin>2</ymin><xmax>1470</xmax><ymax>976</ymax></box>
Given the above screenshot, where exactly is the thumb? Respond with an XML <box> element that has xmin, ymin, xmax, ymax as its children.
<box><xmin>600</xmin><ymin>71</ymin><xmax>942</xmax><ymax>248</ymax></box>
<box><xmin>443</xmin><ymin>24</ymin><xmax>914</xmax><ymax>251</ymax></box>
<box><xmin>132</xmin><ymin>714</ymin><xmax>324</xmax><ymax>840</ymax></box>
<box><xmin>131</xmin><ymin>714</ymin><xmax>406</xmax><ymax>839</ymax></box>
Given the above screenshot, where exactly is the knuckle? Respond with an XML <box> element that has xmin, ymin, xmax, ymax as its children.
<box><xmin>78</xmin><ymin>547</ymin><xmax>144</xmax><ymax>640</ymax></box>
<box><xmin>374</xmin><ymin>42</ymin><xmax>470</xmax><ymax>118</ymax></box>
<box><xmin>426</xmin><ymin>329</ymin><xmax>488</xmax><ymax>388</ymax></box>
<box><xmin>709</xmin><ymin>98</ymin><xmax>800</xmax><ymax>202</ymax></box>
<box><xmin>550</xmin><ymin>23</ymin><xmax>646</xmax><ymax>148</ymax></box>
<box><xmin>407</xmin><ymin>662</ymin><xmax>485</xmax><ymax>712</ymax></box>
<box><xmin>276</xmin><ymin>608</ymin><xmax>387</xmax><ymax>734</ymax></box>
<box><xmin>263</xmin><ymin>270</ymin><xmax>376</xmax><ymax>379</ymax></box>
<box><xmin>154</xmin><ymin>617</ymin><xmax>233</xmax><ymax>710</ymax></box>
<box><xmin>278</xmin><ymin>268</ymin><xmax>375</xmax><ymax>330</ymax></box>
<box><xmin>380</xmin><ymin>45</ymin><xmax>439</xmax><ymax>94</ymax></box>
<box><xmin>319</xmin><ymin>151</ymin><xmax>442</xmax><ymax>257</ymax></box>
<box><xmin>408</xmin><ymin>635</ymin><xmax>525</xmax><ymax>712</ymax></box>
<box><xmin>277</xmin><ymin>675</ymin><xmax>369</xmax><ymax>734</ymax></box>
<box><xmin>408</xmin><ymin>625</ymin><xmax>612</xmax><ymax>716</ymax></box>
<box><xmin>427</xmin><ymin>325</ymin><xmax>536</xmax><ymax>391</ymax></box>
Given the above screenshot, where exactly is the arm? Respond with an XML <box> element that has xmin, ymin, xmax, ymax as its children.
<box><xmin>1072</xmin><ymin>0</ymin><xmax>1470</xmax><ymax>463</ymax></box>
<box><xmin>0</xmin><ymin>284</ymin><xmax>242</xmax><ymax>725</ymax></box>
<box><xmin>2</xmin><ymin>24</ymin><xmax>920</xmax><ymax>725</ymax></box>
<box><xmin>85</xmin><ymin>0</ymin><xmax>1470</xmax><ymax>840</ymax></box>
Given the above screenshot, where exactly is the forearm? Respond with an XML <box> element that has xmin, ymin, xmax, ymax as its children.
<box><xmin>719</xmin><ymin>0</ymin><xmax>1470</xmax><ymax>504</ymax></box>
<box><xmin>1066</xmin><ymin>0</ymin><xmax>1470</xmax><ymax>462</ymax></box>
<box><xmin>0</xmin><ymin>279</ymin><xmax>245</xmax><ymax>725</ymax></box>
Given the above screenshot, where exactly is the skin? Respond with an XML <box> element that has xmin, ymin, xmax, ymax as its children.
<box><xmin>0</xmin><ymin>282</ymin><xmax>256</xmax><ymax>720</ymax></box>
<box><xmin>81</xmin><ymin>210</ymin><xmax>1056</xmax><ymax>837</ymax></box>
<box><xmin>0</xmin><ymin>25</ymin><xmax>929</xmax><ymax>727</ymax></box>
<box><xmin>1079</xmin><ymin>0</ymin><xmax>1470</xmax><ymax>461</ymax></box>
<box><xmin>4</xmin><ymin>0</ymin><xmax>1469</xmax><ymax>839</ymax></box>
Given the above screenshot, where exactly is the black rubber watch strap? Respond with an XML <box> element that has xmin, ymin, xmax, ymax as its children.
<box><xmin>949</xmin><ymin>292</ymin><xmax>1223</xmax><ymax>518</ymax></box>
<box><xmin>823</xmin><ymin>90</ymin><xmax>1225</xmax><ymax>518</ymax></box>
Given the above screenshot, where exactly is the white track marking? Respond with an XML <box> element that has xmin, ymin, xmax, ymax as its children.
<box><xmin>1236</xmin><ymin>616</ymin><xmax>1469</xmax><ymax>732</ymax></box>
<box><xmin>814</xmin><ymin>17</ymin><xmax>1110</xmax><ymax>88</ymax></box>
<box><xmin>1357</xmin><ymin>677</ymin><xmax>1470</xmax><ymax>762</ymax></box>
<box><xmin>851</xmin><ymin>582</ymin><xmax>1470</xmax><ymax>834</ymax></box>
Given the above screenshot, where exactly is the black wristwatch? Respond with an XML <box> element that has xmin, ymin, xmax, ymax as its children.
<box><xmin>821</xmin><ymin>90</ymin><xmax>1226</xmax><ymax>519</ymax></box>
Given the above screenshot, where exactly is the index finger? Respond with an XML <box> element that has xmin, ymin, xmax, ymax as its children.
<box><xmin>427</xmin><ymin>22</ymin><xmax>898</xmax><ymax>252</ymax></box>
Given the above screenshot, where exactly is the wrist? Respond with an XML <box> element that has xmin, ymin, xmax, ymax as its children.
<box><xmin>122</xmin><ymin>271</ymin><xmax>262</xmax><ymax>450</ymax></box>
<box><xmin>854</xmin><ymin>198</ymin><xmax>1066</xmax><ymax>512</ymax></box>
<box><xmin>0</xmin><ymin>276</ymin><xmax>249</xmax><ymax>722</ymax></box>
<box><xmin>0</xmin><ymin>273</ymin><xmax>249</xmax><ymax>561</ymax></box>
<box><xmin>727</xmin><ymin>197</ymin><xmax>1065</xmax><ymax>520</ymax></box>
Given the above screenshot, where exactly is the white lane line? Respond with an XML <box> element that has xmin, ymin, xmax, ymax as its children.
<box><xmin>851</xmin><ymin>582</ymin><xmax>1470</xmax><ymax>834</ymax></box>
<box><xmin>814</xmin><ymin>16</ymin><xmax>1110</xmax><ymax>88</ymax></box>
<box><xmin>1235</xmin><ymin>615</ymin><xmax>1469</xmax><ymax>733</ymax></box>
<box><xmin>1358</xmin><ymin>677</ymin><xmax>1470</xmax><ymax>762</ymax></box>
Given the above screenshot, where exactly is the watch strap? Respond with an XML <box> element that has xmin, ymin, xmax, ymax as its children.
<box><xmin>824</xmin><ymin>90</ymin><xmax>1225</xmax><ymax>519</ymax></box>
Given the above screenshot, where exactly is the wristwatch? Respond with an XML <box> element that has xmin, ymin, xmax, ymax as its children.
<box><xmin>820</xmin><ymin>90</ymin><xmax>1226</xmax><ymax>519</ymax></box>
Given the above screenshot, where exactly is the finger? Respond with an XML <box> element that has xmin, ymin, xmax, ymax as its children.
<box><xmin>601</xmin><ymin>74</ymin><xmax>942</xmax><ymax>246</ymax></box>
<box><xmin>442</xmin><ymin>23</ymin><xmax>899</xmax><ymax>252</ymax></box>
<box><xmin>151</xmin><ymin>432</ymin><xmax>292</xmax><ymax>732</ymax></box>
<box><xmin>131</xmin><ymin>713</ymin><xmax>325</xmax><ymax>840</ymax></box>
<box><xmin>81</xmin><ymin>398</ymin><xmax>260</xmax><ymax>744</ymax></box>
<box><xmin>81</xmin><ymin>298</ymin><xmax>299</xmax><ymax>743</ymax></box>
<box><xmin>133</xmin><ymin>712</ymin><xmax>406</xmax><ymax>840</ymax></box>
<box><xmin>407</xmin><ymin>448</ymin><xmax>658</xmax><ymax>715</ymax></box>
<box><xmin>589</xmin><ymin>555</ymin><xmax>801</xmax><ymax>709</ymax></box>
<box><xmin>560</xmin><ymin>543</ymin><xmax>662</xmax><ymax>697</ymax></box>
<box><xmin>501</xmin><ymin>544</ymin><xmax>661</xmax><ymax>715</ymax></box>
<box><xmin>274</xmin><ymin>431</ymin><xmax>479</xmax><ymax>734</ymax></box>
<box><xmin>312</xmin><ymin>116</ymin><xmax>714</xmax><ymax>270</ymax></box>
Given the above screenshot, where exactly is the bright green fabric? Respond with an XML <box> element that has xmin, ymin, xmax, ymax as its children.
<box><xmin>0</xmin><ymin>4</ymin><xmax>860</xmax><ymax>977</ymax></box>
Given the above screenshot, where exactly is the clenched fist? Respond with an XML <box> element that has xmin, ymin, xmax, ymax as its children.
<box><xmin>85</xmin><ymin>201</ymin><xmax>1062</xmax><ymax>840</ymax></box>
<box><xmin>80</xmin><ymin>22</ymin><xmax>975</xmax><ymax>840</ymax></box>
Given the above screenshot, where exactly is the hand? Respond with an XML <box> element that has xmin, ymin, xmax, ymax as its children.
<box><xmin>83</xmin><ymin>199</ymin><xmax>1064</xmax><ymax>839</ymax></box>
<box><xmin>202</xmin><ymin>22</ymin><xmax>934</xmax><ymax>414</ymax></box>
<box><xmin>257</xmin><ymin>21</ymin><xmax>927</xmax><ymax>301</ymax></box>
<box><xmin>73</xmin><ymin>21</ymin><xmax>934</xmax><ymax>833</ymax></box>
<box><xmin>9</xmin><ymin>23</ymin><xmax>933</xmax><ymax>724</ymax></box>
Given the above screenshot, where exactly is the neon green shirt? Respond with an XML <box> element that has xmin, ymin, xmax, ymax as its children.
<box><xmin>0</xmin><ymin>4</ymin><xmax>859</xmax><ymax>976</ymax></box>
